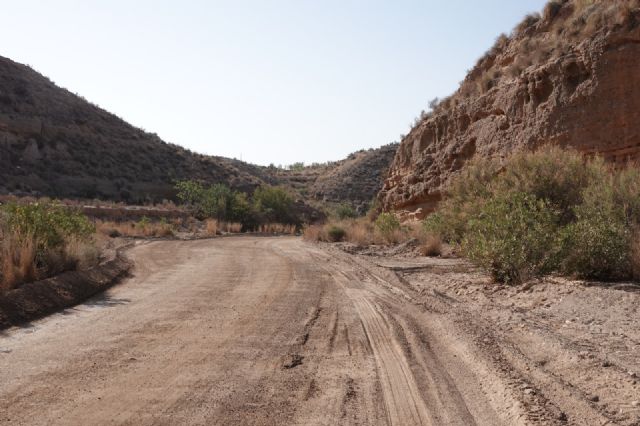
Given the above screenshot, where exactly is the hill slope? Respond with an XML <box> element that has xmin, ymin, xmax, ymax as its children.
<box><xmin>379</xmin><ymin>0</ymin><xmax>640</xmax><ymax>218</ymax></box>
<box><xmin>0</xmin><ymin>55</ymin><xmax>275</xmax><ymax>203</ymax></box>
<box><xmin>0</xmin><ymin>55</ymin><xmax>398</xmax><ymax>208</ymax></box>
<box><xmin>272</xmin><ymin>144</ymin><xmax>398</xmax><ymax>211</ymax></box>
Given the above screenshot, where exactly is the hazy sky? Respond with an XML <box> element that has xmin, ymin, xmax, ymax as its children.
<box><xmin>2</xmin><ymin>0</ymin><xmax>546</xmax><ymax>166</ymax></box>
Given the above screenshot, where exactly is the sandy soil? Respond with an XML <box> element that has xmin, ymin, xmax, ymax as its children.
<box><xmin>0</xmin><ymin>237</ymin><xmax>638</xmax><ymax>425</ymax></box>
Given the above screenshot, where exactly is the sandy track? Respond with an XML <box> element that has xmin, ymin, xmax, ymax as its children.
<box><xmin>2</xmin><ymin>237</ymin><xmax>523</xmax><ymax>425</ymax></box>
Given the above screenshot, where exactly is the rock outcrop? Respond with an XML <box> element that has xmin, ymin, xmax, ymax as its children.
<box><xmin>379</xmin><ymin>0</ymin><xmax>640</xmax><ymax>219</ymax></box>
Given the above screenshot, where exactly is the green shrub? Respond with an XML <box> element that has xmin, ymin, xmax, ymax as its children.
<box><xmin>493</xmin><ymin>147</ymin><xmax>605</xmax><ymax>224</ymax></box>
<box><xmin>2</xmin><ymin>202</ymin><xmax>94</xmax><ymax>251</ymax></box>
<box><xmin>1</xmin><ymin>202</ymin><xmax>96</xmax><ymax>290</ymax></box>
<box><xmin>424</xmin><ymin>147</ymin><xmax>640</xmax><ymax>284</ymax></box>
<box><xmin>561</xmin><ymin>178</ymin><xmax>635</xmax><ymax>280</ymax></box>
<box><xmin>430</xmin><ymin>156</ymin><xmax>499</xmax><ymax>242</ymax></box>
<box><xmin>462</xmin><ymin>192</ymin><xmax>562</xmax><ymax>285</ymax></box>
<box><xmin>335</xmin><ymin>203</ymin><xmax>358</xmax><ymax>220</ymax></box>
<box><xmin>327</xmin><ymin>226</ymin><xmax>346</xmax><ymax>242</ymax></box>
<box><xmin>288</xmin><ymin>162</ymin><xmax>305</xmax><ymax>171</ymax></box>
<box><xmin>252</xmin><ymin>185</ymin><xmax>295</xmax><ymax>224</ymax></box>
<box><xmin>375</xmin><ymin>212</ymin><xmax>400</xmax><ymax>235</ymax></box>
<box><xmin>137</xmin><ymin>216</ymin><xmax>151</xmax><ymax>230</ymax></box>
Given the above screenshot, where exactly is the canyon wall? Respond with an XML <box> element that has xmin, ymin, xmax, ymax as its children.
<box><xmin>379</xmin><ymin>1</ymin><xmax>640</xmax><ymax>219</ymax></box>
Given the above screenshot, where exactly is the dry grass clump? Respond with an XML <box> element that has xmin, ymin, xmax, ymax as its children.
<box><xmin>0</xmin><ymin>231</ymin><xmax>37</xmax><ymax>292</ymax></box>
<box><xmin>631</xmin><ymin>230</ymin><xmax>640</xmax><ymax>280</ymax></box>
<box><xmin>258</xmin><ymin>223</ymin><xmax>296</xmax><ymax>234</ymax></box>
<box><xmin>420</xmin><ymin>234</ymin><xmax>443</xmax><ymax>257</ymax></box>
<box><xmin>302</xmin><ymin>216</ymin><xmax>434</xmax><ymax>250</ymax></box>
<box><xmin>221</xmin><ymin>222</ymin><xmax>243</xmax><ymax>233</ymax></box>
<box><xmin>96</xmin><ymin>217</ymin><xmax>174</xmax><ymax>238</ymax></box>
<box><xmin>0</xmin><ymin>203</ymin><xmax>99</xmax><ymax>292</ymax></box>
<box><xmin>205</xmin><ymin>219</ymin><xmax>218</xmax><ymax>236</ymax></box>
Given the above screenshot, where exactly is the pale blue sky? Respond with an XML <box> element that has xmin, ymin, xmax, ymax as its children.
<box><xmin>1</xmin><ymin>0</ymin><xmax>546</xmax><ymax>166</ymax></box>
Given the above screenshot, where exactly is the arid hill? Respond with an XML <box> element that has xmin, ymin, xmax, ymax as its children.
<box><xmin>379</xmin><ymin>0</ymin><xmax>640</xmax><ymax>219</ymax></box>
<box><xmin>0</xmin><ymin>55</ymin><xmax>397</xmax><ymax>207</ymax></box>
<box><xmin>0</xmin><ymin>55</ymin><xmax>278</xmax><ymax>203</ymax></box>
<box><xmin>272</xmin><ymin>144</ymin><xmax>398</xmax><ymax>212</ymax></box>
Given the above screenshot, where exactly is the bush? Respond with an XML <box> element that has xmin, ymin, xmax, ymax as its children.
<box><xmin>327</xmin><ymin>226</ymin><xmax>346</xmax><ymax>242</ymax></box>
<box><xmin>335</xmin><ymin>203</ymin><xmax>358</xmax><ymax>220</ymax></box>
<box><xmin>2</xmin><ymin>202</ymin><xmax>94</xmax><ymax>251</ymax></box>
<box><xmin>0</xmin><ymin>202</ymin><xmax>97</xmax><ymax>291</ymax></box>
<box><xmin>427</xmin><ymin>147</ymin><xmax>640</xmax><ymax>284</ymax></box>
<box><xmin>175</xmin><ymin>180</ymin><xmax>250</xmax><ymax>223</ymax></box>
<box><xmin>375</xmin><ymin>213</ymin><xmax>400</xmax><ymax>235</ymax></box>
<box><xmin>561</xmin><ymin>177</ymin><xmax>635</xmax><ymax>280</ymax></box>
<box><xmin>252</xmin><ymin>185</ymin><xmax>295</xmax><ymax>224</ymax></box>
<box><xmin>420</xmin><ymin>234</ymin><xmax>443</xmax><ymax>257</ymax></box>
<box><xmin>462</xmin><ymin>192</ymin><xmax>562</xmax><ymax>285</ymax></box>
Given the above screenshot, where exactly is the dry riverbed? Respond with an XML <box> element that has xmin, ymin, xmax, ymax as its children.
<box><xmin>0</xmin><ymin>237</ymin><xmax>638</xmax><ymax>425</ymax></box>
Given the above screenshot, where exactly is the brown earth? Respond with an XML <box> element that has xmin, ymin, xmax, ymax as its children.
<box><xmin>380</xmin><ymin>0</ymin><xmax>640</xmax><ymax>218</ymax></box>
<box><xmin>1</xmin><ymin>237</ymin><xmax>638</xmax><ymax>425</ymax></box>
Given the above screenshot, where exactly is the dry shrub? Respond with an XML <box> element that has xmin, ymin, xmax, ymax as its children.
<box><xmin>64</xmin><ymin>237</ymin><xmax>101</xmax><ymax>270</ymax></box>
<box><xmin>205</xmin><ymin>219</ymin><xmax>218</xmax><ymax>236</ymax></box>
<box><xmin>344</xmin><ymin>221</ymin><xmax>372</xmax><ymax>246</ymax></box>
<box><xmin>543</xmin><ymin>0</ymin><xmax>564</xmax><ymax>22</ymax></box>
<box><xmin>258</xmin><ymin>223</ymin><xmax>296</xmax><ymax>234</ymax></box>
<box><xmin>302</xmin><ymin>224</ymin><xmax>323</xmax><ymax>242</ymax></box>
<box><xmin>420</xmin><ymin>234</ymin><xmax>443</xmax><ymax>257</ymax></box>
<box><xmin>304</xmin><ymin>217</ymin><xmax>420</xmax><ymax>246</ymax></box>
<box><xmin>220</xmin><ymin>222</ymin><xmax>243</xmax><ymax>233</ymax></box>
<box><xmin>1</xmin><ymin>231</ymin><xmax>37</xmax><ymax>291</ymax></box>
<box><xmin>96</xmin><ymin>218</ymin><xmax>174</xmax><ymax>238</ymax></box>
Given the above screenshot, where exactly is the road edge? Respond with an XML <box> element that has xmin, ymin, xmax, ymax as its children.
<box><xmin>0</xmin><ymin>249</ymin><xmax>133</xmax><ymax>330</ymax></box>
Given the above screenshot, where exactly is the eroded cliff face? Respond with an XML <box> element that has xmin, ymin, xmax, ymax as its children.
<box><xmin>380</xmin><ymin>1</ymin><xmax>640</xmax><ymax>219</ymax></box>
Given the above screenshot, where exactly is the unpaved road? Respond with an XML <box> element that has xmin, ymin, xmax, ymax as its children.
<box><xmin>1</xmin><ymin>237</ymin><xmax>637</xmax><ymax>425</ymax></box>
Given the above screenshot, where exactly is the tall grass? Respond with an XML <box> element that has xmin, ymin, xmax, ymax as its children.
<box><xmin>0</xmin><ymin>202</ymin><xmax>98</xmax><ymax>292</ymax></box>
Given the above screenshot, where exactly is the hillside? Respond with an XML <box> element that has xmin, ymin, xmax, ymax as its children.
<box><xmin>379</xmin><ymin>0</ymin><xmax>640</xmax><ymax>219</ymax></box>
<box><xmin>0</xmin><ymin>55</ymin><xmax>397</xmax><ymax>208</ymax></box>
<box><xmin>0</xmin><ymin>55</ymin><xmax>276</xmax><ymax>203</ymax></box>
<box><xmin>271</xmin><ymin>144</ymin><xmax>398</xmax><ymax>212</ymax></box>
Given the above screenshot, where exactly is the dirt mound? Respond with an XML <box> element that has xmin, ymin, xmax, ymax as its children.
<box><xmin>379</xmin><ymin>0</ymin><xmax>640</xmax><ymax>218</ymax></box>
<box><xmin>0</xmin><ymin>251</ymin><xmax>131</xmax><ymax>329</ymax></box>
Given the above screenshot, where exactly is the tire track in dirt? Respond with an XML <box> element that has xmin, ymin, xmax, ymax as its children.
<box><xmin>1</xmin><ymin>238</ymin><xmax>524</xmax><ymax>425</ymax></box>
<box><xmin>349</xmin><ymin>292</ymin><xmax>432</xmax><ymax>425</ymax></box>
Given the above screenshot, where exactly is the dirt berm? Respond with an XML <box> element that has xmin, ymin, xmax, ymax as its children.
<box><xmin>0</xmin><ymin>251</ymin><xmax>131</xmax><ymax>329</ymax></box>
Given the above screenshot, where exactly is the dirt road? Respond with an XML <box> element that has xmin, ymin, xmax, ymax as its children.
<box><xmin>1</xmin><ymin>237</ymin><xmax>636</xmax><ymax>425</ymax></box>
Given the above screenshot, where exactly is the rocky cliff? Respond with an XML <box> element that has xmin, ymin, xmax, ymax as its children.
<box><xmin>379</xmin><ymin>0</ymin><xmax>640</xmax><ymax>219</ymax></box>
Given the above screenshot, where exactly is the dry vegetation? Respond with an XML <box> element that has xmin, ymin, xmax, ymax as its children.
<box><xmin>303</xmin><ymin>214</ymin><xmax>442</xmax><ymax>256</ymax></box>
<box><xmin>96</xmin><ymin>218</ymin><xmax>175</xmax><ymax>238</ymax></box>
<box><xmin>422</xmin><ymin>0</ymin><xmax>640</xmax><ymax>118</ymax></box>
<box><xmin>0</xmin><ymin>202</ymin><xmax>99</xmax><ymax>292</ymax></box>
